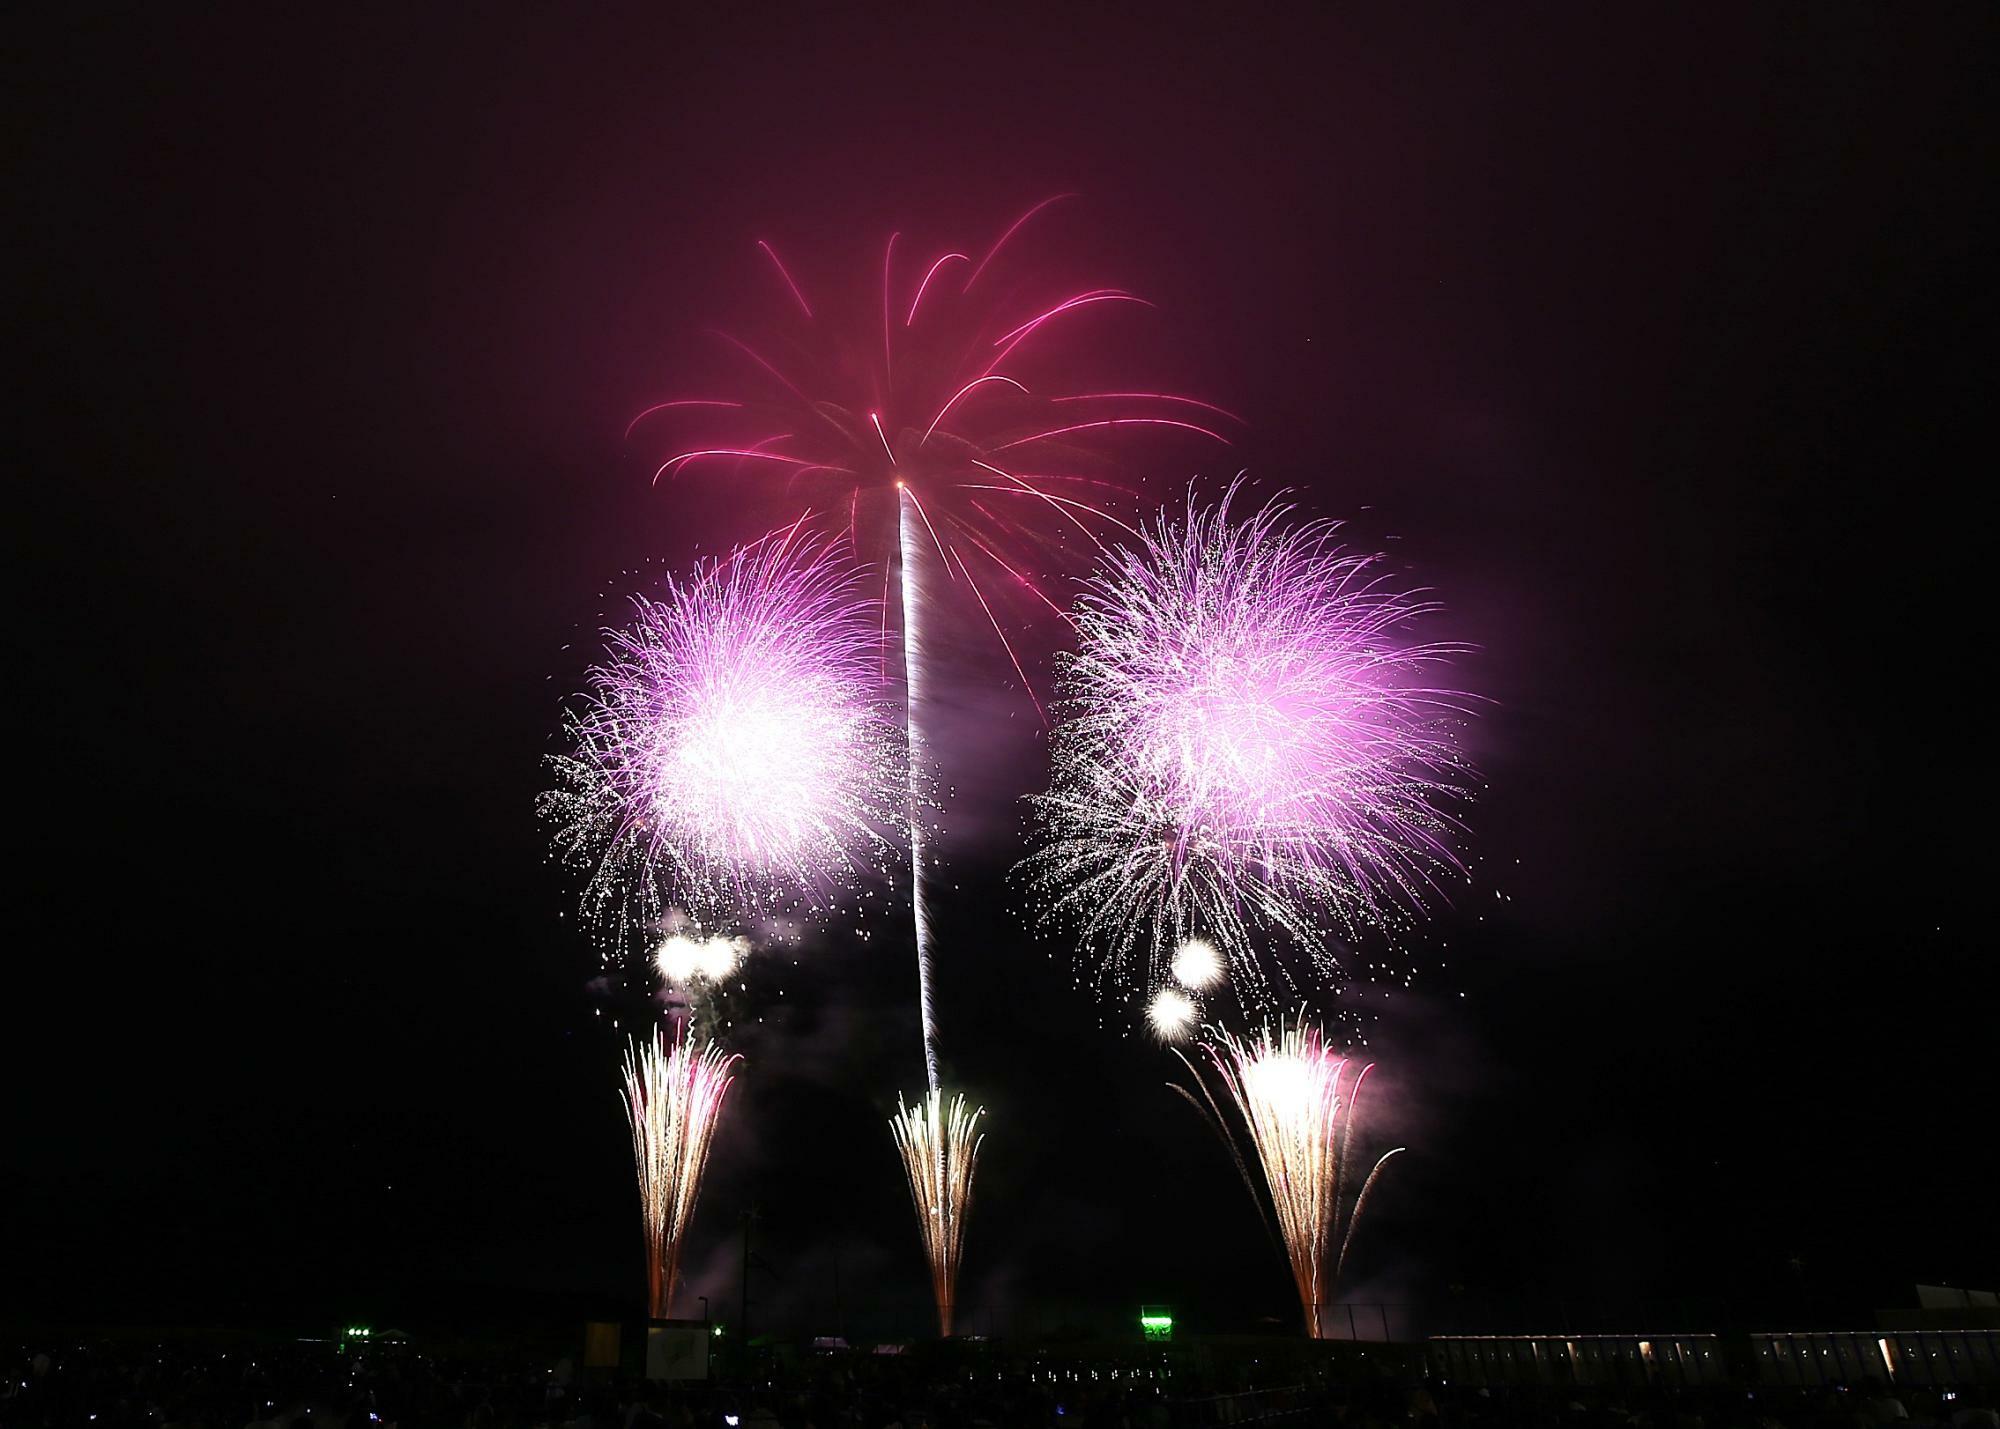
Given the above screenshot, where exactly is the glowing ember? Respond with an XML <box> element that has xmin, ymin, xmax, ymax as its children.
<box><xmin>655</xmin><ymin>933</ymin><xmax>749</xmax><ymax>985</ymax></box>
<box><xmin>1170</xmin><ymin>937</ymin><xmax>1225</xmax><ymax>990</ymax></box>
<box><xmin>1146</xmin><ymin>987</ymin><xmax>1200</xmax><ymax>1041</ymax></box>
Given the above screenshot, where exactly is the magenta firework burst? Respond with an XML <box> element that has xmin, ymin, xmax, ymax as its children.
<box><xmin>1024</xmin><ymin>485</ymin><xmax>1474</xmax><ymax>1004</ymax></box>
<box><xmin>629</xmin><ymin>196</ymin><xmax>1236</xmax><ymax>702</ymax></box>
<box><xmin>541</xmin><ymin>521</ymin><xmax>901</xmax><ymax>941</ymax></box>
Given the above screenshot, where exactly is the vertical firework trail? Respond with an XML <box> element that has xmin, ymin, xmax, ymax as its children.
<box><xmin>622</xmin><ymin>1026</ymin><xmax>741</xmax><ymax>1319</ymax></box>
<box><xmin>1175</xmin><ymin>1019</ymin><xmax>1404</xmax><ymax>1338</ymax></box>
<box><xmin>898</xmin><ymin>487</ymin><xmax>941</xmax><ymax>1093</ymax></box>
<box><xmin>628</xmin><ymin>203</ymin><xmax>1232</xmax><ymax>1331</ymax></box>
<box><xmin>892</xmin><ymin>482</ymin><xmax>983</xmax><ymax>1337</ymax></box>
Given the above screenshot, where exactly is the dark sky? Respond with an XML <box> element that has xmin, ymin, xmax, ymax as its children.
<box><xmin>11</xmin><ymin>5</ymin><xmax>1994</xmax><ymax>1339</ymax></box>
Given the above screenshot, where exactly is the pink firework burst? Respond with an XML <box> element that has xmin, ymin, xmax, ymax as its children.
<box><xmin>629</xmin><ymin>197</ymin><xmax>1237</xmax><ymax>704</ymax></box>
<box><xmin>540</xmin><ymin>520</ymin><xmax>901</xmax><ymax>941</ymax></box>
<box><xmin>1023</xmin><ymin>484</ymin><xmax>1476</xmax><ymax>1005</ymax></box>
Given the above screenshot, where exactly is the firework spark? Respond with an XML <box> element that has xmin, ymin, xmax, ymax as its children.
<box><xmin>889</xmin><ymin>1088</ymin><xmax>985</xmax><ymax>1337</ymax></box>
<box><xmin>1176</xmin><ymin>1019</ymin><xmax>1402</xmax><ymax>1339</ymax></box>
<box><xmin>541</xmin><ymin>522</ymin><xmax>901</xmax><ymax>942</ymax></box>
<box><xmin>1170</xmin><ymin>937</ymin><xmax>1226</xmax><ymax>990</ymax></box>
<box><xmin>1024</xmin><ymin>484</ymin><xmax>1474</xmax><ymax>1006</ymax></box>
<box><xmin>655</xmin><ymin>932</ymin><xmax>748</xmax><ymax>985</ymax></box>
<box><xmin>622</xmin><ymin>1026</ymin><xmax>740</xmax><ymax>1319</ymax></box>
<box><xmin>1146</xmin><ymin>986</ymin><xmax>1200</xmax><ymax>1041</ymax></box>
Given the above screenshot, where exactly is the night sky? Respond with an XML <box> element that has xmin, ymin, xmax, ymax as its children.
<box><xmin>12</xmin><ymin>5</ymin><xmax>1994</xmax><ymax>1339</ymax></box>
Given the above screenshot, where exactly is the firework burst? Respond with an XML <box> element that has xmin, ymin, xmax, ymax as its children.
<box><xmin>1175</xmin><ymin>1019</ymin><xmax>1402</xmax><ymax>1339</ymax></box>
<box><xmin>889</xmin><ymin>1088</ymin><xmax>985</xmax><ymax>1337</ymax></box>
<box><xmin>1024</xmin><ymin>484</ymin><xmax>1474</xmax><ymax>1007</ymax></box>
<box><xmin>630</xmin><ymin>197</ymin><xmax>1236</xmax><ymax>697</ymax></box>
<box><xmin>622</xmin><ymin>1026</ymin><xmax>741</xmax><ymax>1319</ymax></box>
<box><xmin>540</xmin><ymin>521</ymin><xmax>902</xmax><ymax>942</ymax></box>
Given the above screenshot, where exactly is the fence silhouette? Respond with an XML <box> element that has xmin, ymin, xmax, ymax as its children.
<box><xmin>1428</xmin><ymin>1329</ymin><xmax>2000</xmax><ymax>1389</ymax></box>
<box><xmin>710</xmin><ymin>1291</ymin><xmax>2000</xmax><ymax>1390</ymax></box>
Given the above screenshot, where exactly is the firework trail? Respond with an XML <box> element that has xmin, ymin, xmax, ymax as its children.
<box><xmin>889</xmin><ymin>1088</ymin><xmax>985</xmax><ymax>1337</ymax></box>
<box><xmin>898</xmin><ymin>488</ymin><xmax>941</xmax><ymax>1092</ymax></box>
<box><xmin>540</xmin><ymin>521</ymin><xmax>901</xmax><ymax>944</ymax></box>
<box><xmin>1023</xmin><ymin>483</ymin><xmax>1474</xmax><ymax>1009</ymax></box>
<box><xmin>622</xmin><ymin>1026</ymin><xmax>741</xmax><ymax>1319</ymax></box>
<box><xmin>654</xmin><ymin>931</ymin><xmax>747</xmax><ymax>985</ymax></box>
<box><xmin>1174</xmin><ymin>1018</ymin><xmax>1402</xmax><ymax>1339</ymax></box>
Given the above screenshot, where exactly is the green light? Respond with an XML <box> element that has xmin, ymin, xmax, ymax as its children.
<box><xmin>1141</xmin><ymin>1316</ymin><xmax>1172</xmax><ymax>1329</ymax></box>
<box><xmin>1140</xmin><ymin>1306</ymin><xmax>1174</xmax><ymax>1341</ymax></box>
<box><xmin>712</xmin><ymin>1323</ymin><xmax>725</xmax><ymax>1338</ymax></box>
